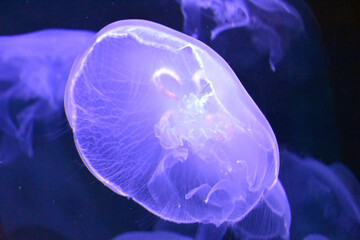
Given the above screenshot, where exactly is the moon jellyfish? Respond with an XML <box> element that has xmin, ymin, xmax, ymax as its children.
<box><xmin>279</xmin><ymin>150</ymin><xmax>360</xmax><ymax>239</ymax></box>
<box><xmin>113</xmin><ymin>231</ymin><xmax>193</xmax><ymax>240</ymax></box>
<box><xmin>0</xmin><ymin>29</ymin><xmax>94</xmax><ymax>164</ymax></box>
<box><xmin>155</xmin><ymin>180</ymin><xmax>291</xmax><ymax>239</ymax></box>
<box><xmin>65</xmin><ymin>19</ymin><xmax>284</xmax><ymax>226</ymax></box>
<box><xmin>178</xmin><ymin>0</ymin><xmax>304</xmax><ymax>71</ymax></box>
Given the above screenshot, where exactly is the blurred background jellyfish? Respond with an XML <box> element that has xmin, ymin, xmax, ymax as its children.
<box><xmin>0</xmin><ymin>0</ymin><xmax>359</xmax><ymax>239</ymax></box>
<box><xmin>302</xmin><ymin>234</ymin><xmax>329</xmax><ymax>240</ymax></box>
<box><xmin>179</xmin><ymin>0</ymin><xmax>304</xmax><ymax>71</ymax></box>
<box><xmin>0</xmin><ymin>29</ymin><xmax>94</xmax><ymax>165</ymax></box>
<box><xmin>64</xmin><ymin>19</ymin><xmax>290</xmax><ymax>232</ymax></box>
<box><xmin>176</xmin><ymin>0</ymin><xmax>341</xmax><ymax>165</ymax></box>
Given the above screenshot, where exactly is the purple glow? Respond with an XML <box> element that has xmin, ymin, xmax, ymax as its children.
<box><xmin>154</xmin><ymin>180</ymin><xmax>291</xmax><ymax>239</ymax></box>
<box><xmin>0</xmin><ymin>29</ymin><xmax>94</xmax><ymax>164</ymax></box>
<box><xmin>279</xmin><ymin>150</ymin><xmax>360</xmax><ymax>239</ymax></box>
<box><xmin>232</xmin><ymin>180</ymin><xmax>291</xmax><ymax>239</ymax></box>
<box><xmin>113</xmin><ymin>231</ymin><xmax>193</xmax><ymax>240</ymax></box>
<box><xmin>178</xmin><ymin>0</ymin><xmax>304</xmax><ymax>71</ymax></box>
<box><xmin>65</xmin><ymin>19</ymin><xmax>283</xmax><ymax>226</ymax></box>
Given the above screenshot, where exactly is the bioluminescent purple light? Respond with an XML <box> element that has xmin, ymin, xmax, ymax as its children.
<box><xmin>0</xmin><ymin>29</ymin><xmax>94</xmax><ymax>164</ymax></box>
<box><xmin>0</xmin><ymin>1</ymin><xmax>358</xmax><ymax>240</ymax></box>
<box><xmin>64</xmin><ymin>19</ymin><xmax>287</xmax><ymax>227</ymax></box>
<box><xmin>178</xmin><ymin>0</ymin><xmax>304</xmax><ymax>71</ymax></box>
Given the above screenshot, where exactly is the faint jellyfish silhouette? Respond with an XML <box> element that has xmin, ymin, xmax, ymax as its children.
<box><xmin>113</xmin><ymin>231</ymin><xmax>193</xmax><ymax>240</ymax></box>
<box><xmin>178</xmin><ymin>0</ymin><xmax>341</xmax><ymax>166</ymax></box>
<box><xmin>65</xmin><ymin>19</ymin><xmax>287</xmax><ymax>227</ymax></box>
<box><xmin>0</xmin><ymin>29</ymin><xmax>94</xmax><ymax>164</ymax></box>
<box><xmin>279</xmin><ymin>150</ymin><xmax>360</xmax><ymax>240</ymax></box>
<box><xmin>177</xmin><ymin>0</ymin><xmax>304</xmax><ymax>71</ymax></box>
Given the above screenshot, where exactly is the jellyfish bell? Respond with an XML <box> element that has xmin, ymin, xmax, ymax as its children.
<box><xmin>178</xmin><ymin>0</ymin><xmax>341</xmax><ymax>165</ymax></box>
<box><xmin>65</xmin><ymin>19</ymin><xmax>280</xmax><ymax>226</ymax></box>
<box><xmin>155</xmin><ymin>180</ymin><xmax>291</xmax><ymax>239</ymax></box>
<box><xmin>232</xmin><ymin>180</ymin><xmax>291</xmax><ymax>239</ymax></box>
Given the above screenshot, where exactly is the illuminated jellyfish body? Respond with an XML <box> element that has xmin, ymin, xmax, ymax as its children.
<box><xmin>0</xmin><ymin>29</ymin><xmax>94</xmax><ymax>164</ymax></box>
<box><xmin>155</xmin><ymin>180</ymin><xmax>290</xmax><ymax>239</ymax></box>
<box><xmin>232</xmin><ymin>180</ymin><xmax>291</xmax><ymax>239</ymax></box>
<box><xmin>303</xmin><ymin>234</ymin><xmax>329</xmax><ymax>240</ymax></box>
<box><xmin>65</xmin><ymin>19</ymin><xmax>286</xmax><ymax>227</ymax></box>
<box><xmin>178</xmin><ymin>0</ymin><xmax>304</xmax><ymax>71</ymax></box>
